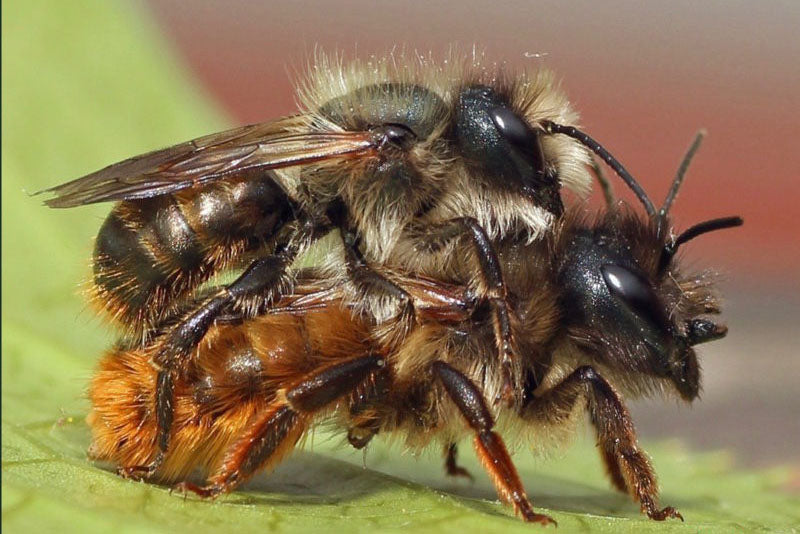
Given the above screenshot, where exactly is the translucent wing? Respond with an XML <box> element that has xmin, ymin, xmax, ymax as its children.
<box><xmin>271</xmin><ymin>271</ymin><xmax>475</xmax><ymax>323</ymax></box>
<box><xmin>38</xmin><ymin>117</ymin><xmax>380</xmax><ymax>208</ymax></box>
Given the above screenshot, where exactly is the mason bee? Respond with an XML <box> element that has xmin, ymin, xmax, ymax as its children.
<box><xmin>39</xmin><ymin>52</ymin><xmax>592</xmax><ymax>338</ymax></box>
<box><xmin>86</xmin><ymin>130</ymin><xmax>742</xmax><ymax>524</ymax></box>
<box><xmin>41</xmin><ymin>52</ymin><xmax>609</xmax><ymax>476</ymax></box>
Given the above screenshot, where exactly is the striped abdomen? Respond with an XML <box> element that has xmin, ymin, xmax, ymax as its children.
<box><xmin>91</xmin><ymin>172</ymin><xmax>294</xmax><ymax>337</ymax></box>
<box><xmin>87</xmin><ymin>303</ymin><xmax>372</xmax><ymax>481</ymax></box>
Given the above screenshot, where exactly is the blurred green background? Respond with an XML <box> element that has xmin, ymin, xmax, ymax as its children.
<box><xmin>2</xmin><ymin>1</ymin><xmax>798</xmax><ymax>532</ymax></box>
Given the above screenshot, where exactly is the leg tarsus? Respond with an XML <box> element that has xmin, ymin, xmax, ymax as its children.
<box><xmin>643</xmin><ymin>501</ymin><xmax>683</xmax><ymax>522</ymax></box>
<box><xmin>433</xmin><ymin>361</ymin><xmax>552</xmax><ymax>523</ymax></box>
<box><xmin>444</xmin><ymin>443</ymin><xmax>473</xmax><ymax>481</ymax></box>
<box><xmin>117</xmin><ymin>451</ymin><xmax>163</xmax><ymax>481</ymax></box>
<box><xmin>171</xmin><ymin>480</ymin><xmax>225</xmax><ymax>499</ymax></box>
<box><xmin>523</xmin><ymin>365</ymin><xmax>676</xmax><ymax>522</ymax></box>
<box><xmin>474</xmin><ymin>430</ymin><xmax>556</xmax><ymax>525</ymax></box>
<box><xmin>523</xmin><ymin>512</ymin><xmax>558</xmax><ymax>526</ymax></box>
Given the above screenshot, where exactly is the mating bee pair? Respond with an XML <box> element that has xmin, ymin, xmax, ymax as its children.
<box><xmin>42</xmin><ymin>53</ymin><xmax>741</xmax><ymax>525</ymax></box>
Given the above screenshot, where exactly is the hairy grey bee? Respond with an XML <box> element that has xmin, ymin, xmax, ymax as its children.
<box><xmin>40</xmin><ymin>52</ymin><xmax>592</xmax><ymax>335</ymax></box>
<box><xmin>39</xmin><ymin>52</ymin><xmax>599</xmax><ymax>478</ymax></box>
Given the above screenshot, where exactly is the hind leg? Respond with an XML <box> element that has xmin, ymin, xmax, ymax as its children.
<box><xmin>176</xmin><ymin>353</ymin><xmax>384</xmax><ymax>497</ymax></box>
<box><xmin>118</xmin><ymin>251</ymin><xmax>299</xmax><ymax>479</ymax></box>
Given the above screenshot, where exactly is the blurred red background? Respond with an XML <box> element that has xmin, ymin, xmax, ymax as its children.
<box><xmin>147</xmin><ymin>0</ymin><xmax>800</xmax><ymax>292</ymax></box>
<box><xmin>142</xmin><ymin>0</ymin><xmax>799</xmax><ymax>465</ymax></box>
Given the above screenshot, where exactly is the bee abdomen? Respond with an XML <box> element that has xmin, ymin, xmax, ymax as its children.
<box><xmin>91</xmin><ymin>174</ymin><xmax>293</xmax><ymax>337</ymax></box>
<box><xmin>92</xmin><ymin>196</ymin><xmax>211</xmax><ymax>332</ymax></box>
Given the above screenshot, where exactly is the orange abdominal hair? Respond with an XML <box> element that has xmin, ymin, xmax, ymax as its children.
<box><xmin>87</xmin><ymin>306</ymin><xmax>372</xmax><ymax>483</ymax></box>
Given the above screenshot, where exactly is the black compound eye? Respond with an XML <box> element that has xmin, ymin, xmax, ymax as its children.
<box><xmin>489</xmin><ymin>106</ymin><xmax>544</xmax><ymax>172</ymax></box>
<box><xmin>601</xmin><ymin>264</ymin><xmax>669</xmax><ymax>331</ymax></box>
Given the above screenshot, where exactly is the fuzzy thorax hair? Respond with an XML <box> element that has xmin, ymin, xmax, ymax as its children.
<box><xmin>283</xmin><ymin>51</ymin><xmax>592</xmax><ymax>262</ymax></box>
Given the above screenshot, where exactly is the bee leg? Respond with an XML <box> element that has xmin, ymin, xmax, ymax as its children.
<box><xmin>181</xmin><ymin>354</ymin><xmax>385</xmax><ymax>497</ymax></box>
<box><xmin>522</xmin><ymin>366</ymin><xmax>683</xmax><ymax>522</ymax></box>
<box><xmin>136</xmin><ymin>245</ymin><xmax>307</xmax><ymax>479</ymax></box>
<box><xmin>117</xmin><ymin>453</ymin><xmax>163</xmax><ymax>480</ymax></box>
<box><xmin>174</xmin><ymin>404</ymin><xmax>301</xmax><ymax>499</ymax></box>
<box><xmin>432</xmin><ymin>361</ymin><xmax>555</xmax><ymax>525</ymax></box>
<box><xmin>444</xmin><ymin>443</ymin><xmax>473</xmax><ymax>481</ymax></box>
<box><xmin>342</xmin><ymin>228</ymin><xmax>414</xmax><ymax>324</ymax></box>
<box><xmin>419</xmin><ymin>218</ymin><xmax>518</xmax><ymax>404</ymax></box>
<box><xmin>346</xmin><ymin>363</ymin><xmax>391</xmax><ymax>450</ymax></box>
<box><xmin>116</xmin><ymin>365</ymin><xmax>174</xmax><ymax>480</ymax></box>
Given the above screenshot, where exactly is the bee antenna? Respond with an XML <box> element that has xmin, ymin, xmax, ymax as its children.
<box><xmin>543</xmin><ymin>121</ymin><xmax>656</xmax><ymax>216</ymax></box>
<box><xmin>659</xmin><ymin>130</ymin><xmax>706</xmax><ymax>218</ymax></box>
<box><xmin>659</xmin><ymin>216</ymin><xmax>743</xmax><ymax>271</ymax></box>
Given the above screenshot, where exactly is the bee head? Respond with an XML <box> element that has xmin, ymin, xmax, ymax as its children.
<box><xmin>455</xmin><ymin>84</ymin><xmax>561</xmax><ymax>215</ymax></box>
<box><xmin>553</xmin><ymin>131</ymin><xmax>742</xmax><ymax>401</ymax></box>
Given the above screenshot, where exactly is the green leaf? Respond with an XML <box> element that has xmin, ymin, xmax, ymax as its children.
<box><xmin>2</xmin><ymin>1</ymin><xmax>798</xmax><ymax>533</ymax></box>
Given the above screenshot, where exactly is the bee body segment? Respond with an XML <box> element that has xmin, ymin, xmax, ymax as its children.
<box><xmin>90</xmin><ymin>172</ymin><xmax>294</xmax><ymax>335</ymax></box>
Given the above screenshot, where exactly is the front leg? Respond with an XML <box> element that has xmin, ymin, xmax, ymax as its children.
<box><xmin>433</xmin><ymin>361</ymin><xmax>555</xmax><ymax>525</ymax></box>
<box><xmin>418</xmin><ymin>218</ymin><xmax>518</xmax><ymax>404</ymax></box>
<box><xmin>522</xmin><ymin>366</ymin><xmax>683</xmax><ymax>521</ymax></box>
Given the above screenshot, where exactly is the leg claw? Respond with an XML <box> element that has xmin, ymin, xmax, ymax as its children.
<box><xmin>522</xmin><ymin>511</ymin><xmax>557</xmax><ymax>526</ymax></box>
<box><xmin>648</xmin><ymin>505</ymin><xmax>684</xmax><ymax>522</ymax></box>
<box><xmin>445</xmin><ymin>465</ymin><xmax>474</xmax><ymax>482</ymax></box>
<box><xmin>171</xmin><ymin>481</ymin><xmax>223</xmax><ymax>499</ymax></box>
<box><xmin>117</xmin><ymin>462</ymin><xmax>158</xmax><ymax>481</ymax></box>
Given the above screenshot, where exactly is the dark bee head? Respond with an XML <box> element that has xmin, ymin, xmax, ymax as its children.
<box><xmin>554</xmin><ymin>132</ymin><xmax>742</xmax><ymax>401</ymax></box>
<box><xmin>454</xmin><ymin>85</ymin><xmax>560</xmax><ymax>214</ymax></box>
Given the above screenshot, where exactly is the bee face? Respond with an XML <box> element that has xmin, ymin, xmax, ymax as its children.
<box><xmin>599</xmin><ymin>260</ymin><xmax>703</xmax><ymax>399</ymax></box>
<box><xmin>558</xmin><ymin>210</ymin><xmax>734</xmax><ymax>401</ymax></box>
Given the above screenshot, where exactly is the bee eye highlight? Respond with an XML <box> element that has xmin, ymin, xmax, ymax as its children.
<box><xmin>489</xmin><ymin>107</ymin><xmax>544</xmax><ymax>172</ymax></box>
<box><xmin>378</xmin><ymin>123</ymin><xmax>417</xmax><ymax>150</ymax></box>
<box><xmin>601</xmin><ymin>264</ymin><xmax>668</xmax><ymax>330</ymax></box>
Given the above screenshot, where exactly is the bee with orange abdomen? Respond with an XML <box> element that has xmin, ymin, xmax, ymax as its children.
<box><xmin>87</xmin><ymin>135</ymin><xmax>741</xmax><ymax>524</ymax></box>
<box><xmin>43</xmin><ymin>52</ymin><xmax>603</xmax><ymax>478</ymax></box>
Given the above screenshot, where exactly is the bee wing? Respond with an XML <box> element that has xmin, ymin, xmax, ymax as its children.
<box><xmin>269</xmin><ymin>285</ymin><xmax>345</xmax><ymax>314</ymax></box>
<box><xmin>38</xmin><ymin>118</ymin><xmax>379</xmax><ymax>208</ymax></box>
<box><xmin>269</xmin><ymin>275</ymin><xmax>473</xmax><ymax>324</ymax></box>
